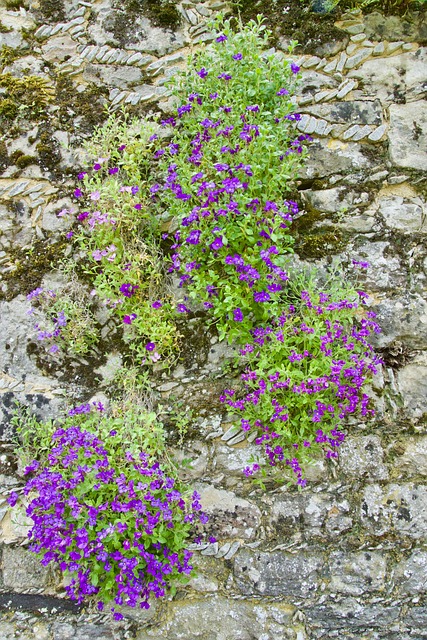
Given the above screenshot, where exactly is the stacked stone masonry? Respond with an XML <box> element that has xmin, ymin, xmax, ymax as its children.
<box><xmin>0</xmin><ymin>0</ymin><xmax>426</xmax><ymax>638</ymax></box>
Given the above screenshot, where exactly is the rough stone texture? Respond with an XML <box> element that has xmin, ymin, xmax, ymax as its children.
<box><xmin>328</xmin><ymin>551</ymin><xmax>387</xmax><ymax>595</ymax></box>
<box><xmin>361</xmin><ymin>483</ymin><xmax>427</xmax><ymax>539</ymax></box>
<box><xmin>234</xmin><ymin>549</ymin><xmax>323</xmax><ymax>597</ymax></box>
<box><xmin>338</xmin><ymin>436</ymin><xmax>389</xmax><ymax>481</ymax></box>
<box><xmin>2</xmin><ymin>547</ymin><xmax>51</xmax><ymax>591</ymax></box>
<box><xmin>388</xmin><ymin>101</ymin><xmax>427</xmax><ymax>171</ymax></box>
<box><xmin>135</xmin><ymin>597</ymin><xmax>295</xmax><ymax>640</ymax></box>
<box><xmin>0</xmin><ymin>3</ymin><xmax>427</xmax><ymax>639</ymax></box>
<box><xmin>197</xmin><ymin>484</ymin><xmax>262</xmax><ymax>539</ymax></box>
<box><xmin>395</xmin><ymin>551</ymin><xmax>427</xmax><ymax>594</ymax></box>
<box><xmin>396</xmin><ymin>354</ymin><xmax>427</xmax><ymax>420</ymax></box>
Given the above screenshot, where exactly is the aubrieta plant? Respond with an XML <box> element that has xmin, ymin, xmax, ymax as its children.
<box><xmin>66</xmin><ymin>114</ymin><xmax>181</xmax><ymax>368</ymax></box>
<box><xmin>8</xmin><ymin>402</ymin><xmax>209</xmax><ymax>618</ymax></box>
<box><xmin>153</xmin><ymin>15</ymin><xmax>309</xmax><ymax>343</ymax></box>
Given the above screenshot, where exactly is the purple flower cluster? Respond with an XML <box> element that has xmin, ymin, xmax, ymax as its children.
<box><xmin>9</xmin><ymin>425</ymin><xmax>208</xmax><ymax>616</ymax></box>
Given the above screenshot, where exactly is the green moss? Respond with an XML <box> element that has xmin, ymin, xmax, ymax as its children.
<box><xmin>296</xmin><ymin>230</ymin><xmax>345</xmax><ymax>258</ymax></box>
<box><xmin>35</xmin><ymin>130</ymin><xmax>62</xmax><ymax>173</ymax></box>
<box><xmin>0</xmin><ymin>45</ymin><xmax>21</xmax><ymax>67</ymax></box>
<box><xmin>0</xmin><ymin>239</ymin><xmax>68</xmax><ymax>302</ymax></box>
<box><xmin>0</xmin><ymin>139</ymin><xmax>9</xmax><ymax>172</ymax></box>
<box><xmin>0</xmin><ymin>73</ymin><xmax>54</xmax><ymax>132</ymax></box>
<box><xmin>5</xmin><ymin>0</ymin><xmax>26</xmax><ymax>9</ymax></box>
<box><xmin>107</xmin><ymin>0</ymin><xmax>181</xmax><ymax>47</ymax></box>
<box><xmin>15</xmin><ymin>153</ymin><xmax>36</xmax><ymax>169</ymax></box>
<box><xmin>0</xmin><ymin>21</ymin><xmax>12</xmax><ymax>34</ymax></box>
<box><xmin>55</xmin><ymin>74</ymin><xmax>108</xmax><ymax>134</ymax></box>
<box><xmin>36</xmin><ymin>0</ymin><xmax>66</xmax><ymax>23</ymax></box>
<box><xmin>233</xmin><ymin>0</ymin><xmax>346</xmax><ymax>53</ymax></box>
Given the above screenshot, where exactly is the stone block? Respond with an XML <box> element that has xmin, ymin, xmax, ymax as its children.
<box><xmin>197</xmin><ymin>484</ymin><xmax>261</xmax><ymax>539</ymax></box>
<box><xmin>395</xmin><ymin>551</ymin><xmax>427</xmax><ymax>594</ymax></box>
<box><xmin>328</xmin><ymin>551</ymin><xmax>387</xmax><ymax>595</ymax></box>
<box><xmin>135</xmin><ymin>596</ymin><xmax>294</xmax><ymax>640</ymax></box>
<box><xmin>234</xmin><ymin>549</ymin><xmax>323</xmax><ymax>597</ymax></box>
<box><xmin>306</xmin><ymin>598</ymin><xmax>400</xmax><ymax>629</ymax></box>
<box><xmin>397</xmin><ymin>436</ymin><xmax>427</xmax><ymax>476</ymax></box>
<box><xmin>361</xmin><ymin>483</ymin><xmax>427</xmax><ymax>539</ymax></box>
<box><xmin>397</xmin><ymin>354</ymin><xmax>427</xmax><ymax>420</ymax></box>
<box><xmin>2</xmin><ymin>547</ymin><xmax>50</xmax><ymax>591</ymax></box>
<box><xmin>379</xmin><ymin>195</ymin><xmax>426</xmax><ymax>234</ymax></box>
<box><xmin>371</xmin><ymin>294</ymin><xmax>427</xmax><ymax>350</ymax></box>
<box><xmin>338</xmin><ymin>435</ymin><xmax>389</xmax><ymax>481</ymax></box>
<box><xmin>388</xmin><ymin>102</ymin><xmax>427</xmax><ymax>171</ymax></box>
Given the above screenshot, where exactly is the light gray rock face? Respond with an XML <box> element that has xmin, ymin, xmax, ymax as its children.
<box><xmin>372</xmin><ymin>294</ymin><xmax>427</xmax><ymax>349</ymax></box>
<box><xmin>379</xmin><ymin>195</ymin><xmax>426</xmax><ymax>234</ymax></box>
<box><xmin>388</xmin><ymin>101</ymin><xmax>427</xmax><ymax>171</ymax></box>
<box><xmin>301</xmin><ymin>140</ymin><xmax>375</xmax><ymax>179</ymax></box>
<box><xmin>397</xmin><ymin>354</ymin><xmax>427</xmax><ymax>420</ymax></box>
<box><xmin>234</xmin><ymin>549</ymin><xmax>323</xmax><ymax>597</ymax></box>
<box><xmin>303</xmin><ymin>100</ymin><xmax>383</xmax><ymax>125</ymax></box>
<box><xmin>328</xmin><ymin>551</ymin><xmax>387</xmax><ymax>595</ymax></box>
<box><xmin>271</xmin><ymin>492</ymin><xmax>353</xmax><ymax>538</ymax></box>
<box><xmin>339</xmin><ymin>436</ymin><xmax>389</xmax><ymax>481</ymax></box>
<box><xmin>351</xmin><ymin>241</ymin><xmax>404</xmax><ymax>291</ymax></box>
<box><xmin>395</xmin><ymin>551</ymin><xmax>427</xmax><ymax>594</ymax></box>
<box><xmin>2</xmin><ymin>547</ymin><xmax>51</xmax><ymax>591</ymax></box>
<box><xmin>302</xmin><ymin>186</ymin><xmax>354</xmax><ymax>213</ymax></box>
<box><xmin>397</xmin><ymin>436</ymin><xmax>427</xmax><ymax>476</ymax></box>
<box><xmin>306</xmin><ymin>598</ymin><xmax>400</xmax><ymax>630</ymax></box>
<box><xmin>135</xmin><ymin>596</ymin><xmax>295</xmax><ymax>640</ymax></box>
<box><xmin>197</xmin><ymin>484</ymin><xmax>261</xmax><ymax>539</ymax></box>
<box><xmin>361</xmin><ymin>483</ymin><xmax>427</xmax><ymax>538</ymax></box>
<box><xmin>52</xmin><ymin>623</ymin><xmax>114</xmax><ymax>640</ymax></box>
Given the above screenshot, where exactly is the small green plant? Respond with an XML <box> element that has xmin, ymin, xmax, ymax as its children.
<box><xmin>27</xmin><ymin>277</ymin><xmax>100</xmax><ymax>358</ymax></box>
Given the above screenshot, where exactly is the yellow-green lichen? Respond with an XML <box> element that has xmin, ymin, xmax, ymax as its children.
<box><xmin>0</xmin><ymin>73</ymin><xmax>54</xmax><ymax>131</ymax></box>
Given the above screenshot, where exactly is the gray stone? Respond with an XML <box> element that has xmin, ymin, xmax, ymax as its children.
<box><xmin>404</xmin><ymin>607</ymin><xmax>427</xmax><ymax>635</ymax></box>
<box><xmin>302</xmin><ymin>187</ymin><xmax>353</xmax><ymax>214</ymax></box>
<box><xmin>397</xmin><ymin>436</ymin><xmax>427</xmax><ymax>476</ymax></box>
<box><xmin>350</xmin><ymin>241</ymin><xmax>403</xmax><ymax>291</ymax></box>
<box><xmin>395</xmin><ymin>551</ymin><xmax>427</xmax><ymax>594</ymax></box>
<box><xmin>271</xmin><ymin>492</ymin><xmax>352</xmax><ymax>538</ymax></box>
<box><xmin>197</xmin><ymin>484</ymin><xmax>261</xmax><ymax>539</ymax></box>
<box><xmin>2</xmin><ymin>547</ymin><xmax>51</xmax><ymax>591</ymax></box>
<box><xmin>234</xmin><ymin>548</ymin><xmax>323</xmax><ymax>597</ymax></box>
<box><xmin>306</xmin><ymin>598</ymin><xmax>400</xmax><ymax>629</ymax></box>
<box><xmin>215</xmin><ymin>443</ymin><xmax>262</xmax><ymax>476</ymax></box>
<box><xmin>363</xmin><ymin>12</ymin><xmax>427</xmax><ymax>43</ymax></box>
<box><xmin>301</xmin><ymin>140</ymin><xmax>375</xmax><ymax>180</ymax></box>
<box><xmin>41</xmin><ymin>34</ymin><xmax>78</xmax><ymax>62</ymax></box>
<box><xmin>329</xmin><ymin>551</ymin><xmax>387</xmax><ymax>595</ymax></box>
<box><xmin>361</xmin><ymin>483</ymin><xmax>427</xmax><ymax>539</ymax></box>
<box><xmin>388</xmin><ymin>101</ymin><xmax>427</xmax><ymax>171</ymax></box>
<box><xmin>305</xmin><ymin>100</ymin><xmax>382</xmax><ymax>125</ymax></box>
<box><xmin>52</xmin><ymin>624</ymin><xmax>114</xmax><ymax>640</ymax></box>
<box><xmin>397</xmin><ymin>353</ymin><xmax>427</xmax><ymax>420</ymax></box>
<box><xmin>345</xmin><ymin>48</ymin><xmax>372</xmax><ymax>69</ymax></box>
<box><xmin>135</xmin><ymin>596</ymin><xmax>295</xmax><ymax>640</ymax></box>
<box><xmin>339</xmin><ymin>436</ymin><xmax>389</xmax><ymax>481</ymax></box>
<box><xmin>372</xmin><ymin>294</ymin><xmax>427</xmax><ymax>349</ymax></box>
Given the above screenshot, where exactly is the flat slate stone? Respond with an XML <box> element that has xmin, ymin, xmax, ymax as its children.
<box><xmin>388</xmin><ymin>101</ymin><xmax>427</xmax><ymax>171</ymax></box>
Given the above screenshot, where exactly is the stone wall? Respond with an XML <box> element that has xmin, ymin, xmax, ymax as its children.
<box><xmin>0</xmin><ymin>1</ymin><xmax>426</xmax><ymax>638</ymax></box>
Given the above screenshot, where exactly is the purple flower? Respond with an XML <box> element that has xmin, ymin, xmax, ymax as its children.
<box><xmin>177</xmin><ymin>304</ymin><xmax>190</xmax><ymax>313</ymax></box>
<box><xmin>123</xmin><ymin>313</ymin><xmax>137</xmax><ymax>324</ymax></box>
<box><xmin>209</xmin><ymin>92</ymin><xmax>218</xmax><ymax>99</ymax></box>
<box><xmin>253</xmin><ymin>290</ymin><xmax>271</xmax><ymax>303</ymax></box>
<box><xmin>145</xmin><ymin>342</ymin><xmax>156</xmax><ymax>351</ymax></box>
<box><xmin>109</xmin><ymin>167</ymin><xmax>119</xmax><ymax>175</ymax></box>
<box><xmin>197</xmin><ymin>68</ymin><xmax>208</xmax><ymax>78</ymax></box>
<box><xmin>185</xmin><ymin>229</ymin><xmax>201</xmax><ymax>245</ymax></box>
<box><xmin>152</xmin><ymin>300</ymin><xmax>162</xmax><ymax>309</ymax></box>
<box><xmin>216</xmin><ymin>34</ymin><xmax>227</xmax><ymax>43</ymax></box>
<box><xmin>291</xmin><ymin>63</ymin><xmax>300</xmax><ymax>74</ymax></box>
<box><xmin>118</xmin><ymin>144</ymin><xmax>126</xmax><ymax>151</ymax></box>
<box><xmin>246</xmin><ymin>105</ymin><xmax>259</xmax><ymax>112</ymax></box>
<box><xmin>7</xmin><ymin>492</ymin><xmax>18</xmax><ymax>507</ymax></box>
<box><xmin>134</xmin><ymin>203</ymin><xmax>142</xmax><ymax>210</ymax></box>
<box><xmin>218</xmin><ymin>73</ymin><xmax>232</xmax><ymax>81</ymax></box>
<box><xmin>74</xmin><ymin>188</ymin><xmax>83</xmax><ymax>198</ymax></box>
<box><xmin>233</xmin><ymin>308</ymin><xmax>243</xmax><ymax>322</ymax></box>
<box><xmin>209</xmin><ymin>236</ymin><xmax>224</xmax><ymax>251</ymax></box>
<box><xmin>276</xmin><ymin>87</ymin><xmax>289</xmax><ymax>96</ymax></box>
<box><xmin>119</xmin><ymin>283</ymin><xmax>139</xmax><ymax>298</ymax></box>
<box><xmin>232</xmin><ymin>53</ymin><xmax>242</xmax><ymax>60</ymax></box>
<box><xmin>77</xmin><ymin>172</ymin><xmax>87</xmax><ymax>180</ymax></box>
<box><xmin>93</xmin><ymin>163</ymin><xmax>101</xmax><ymax>170</ymax></box>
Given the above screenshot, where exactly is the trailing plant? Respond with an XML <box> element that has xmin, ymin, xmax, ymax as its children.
<box><xmin>9</xmin><ymin>401</ymin><xmax>209</xmax><ymax>618</ymax></box>
<box><xmin>153</xmin><ymin>15</ymin><xmax>309</xmax><ymax>343</ymax></box>
<box><xmin>63</xmin><ymin>112</ymin><xmax>181</xmax><ymax>368</ymax></box>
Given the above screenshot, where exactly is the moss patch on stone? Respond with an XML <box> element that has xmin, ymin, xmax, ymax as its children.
<box><xmin>54</xmin><ymin>75</ymin><xmax>109</xmax><ymax>134</ymax></box>
<box><xmin>106</xmin><ymin>0</ymin><xmax>181</xmax><ymax>48</ymax></box>
<box><xmin>232</xmin><ymin>0</ymin><xmax>346</xmax><ymax>54</ymax></box>
<box><xmin>0</xmin><ymin>73</ymin><xmax>54</xmax><ymax>133</ymax></box>
<box><xmin>35</xmin><ymin>0</ymin><xmax>66</xmax><ymax>24</ymax></box>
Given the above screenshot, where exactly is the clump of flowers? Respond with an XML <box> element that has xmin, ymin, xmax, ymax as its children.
<box><xmin>152</xmin><ymin>15</ymin><xmax>309</xmax><ymax>343</ymax></box>
<box><xmin>220</xmin><ymin>281</ymin><xmax>382</xmax><ymax>485</ymax></box>
<box><xmin>9</xmin><ymin>404</ymin><xmax>208</xmax><ymax>618</ymax></box>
